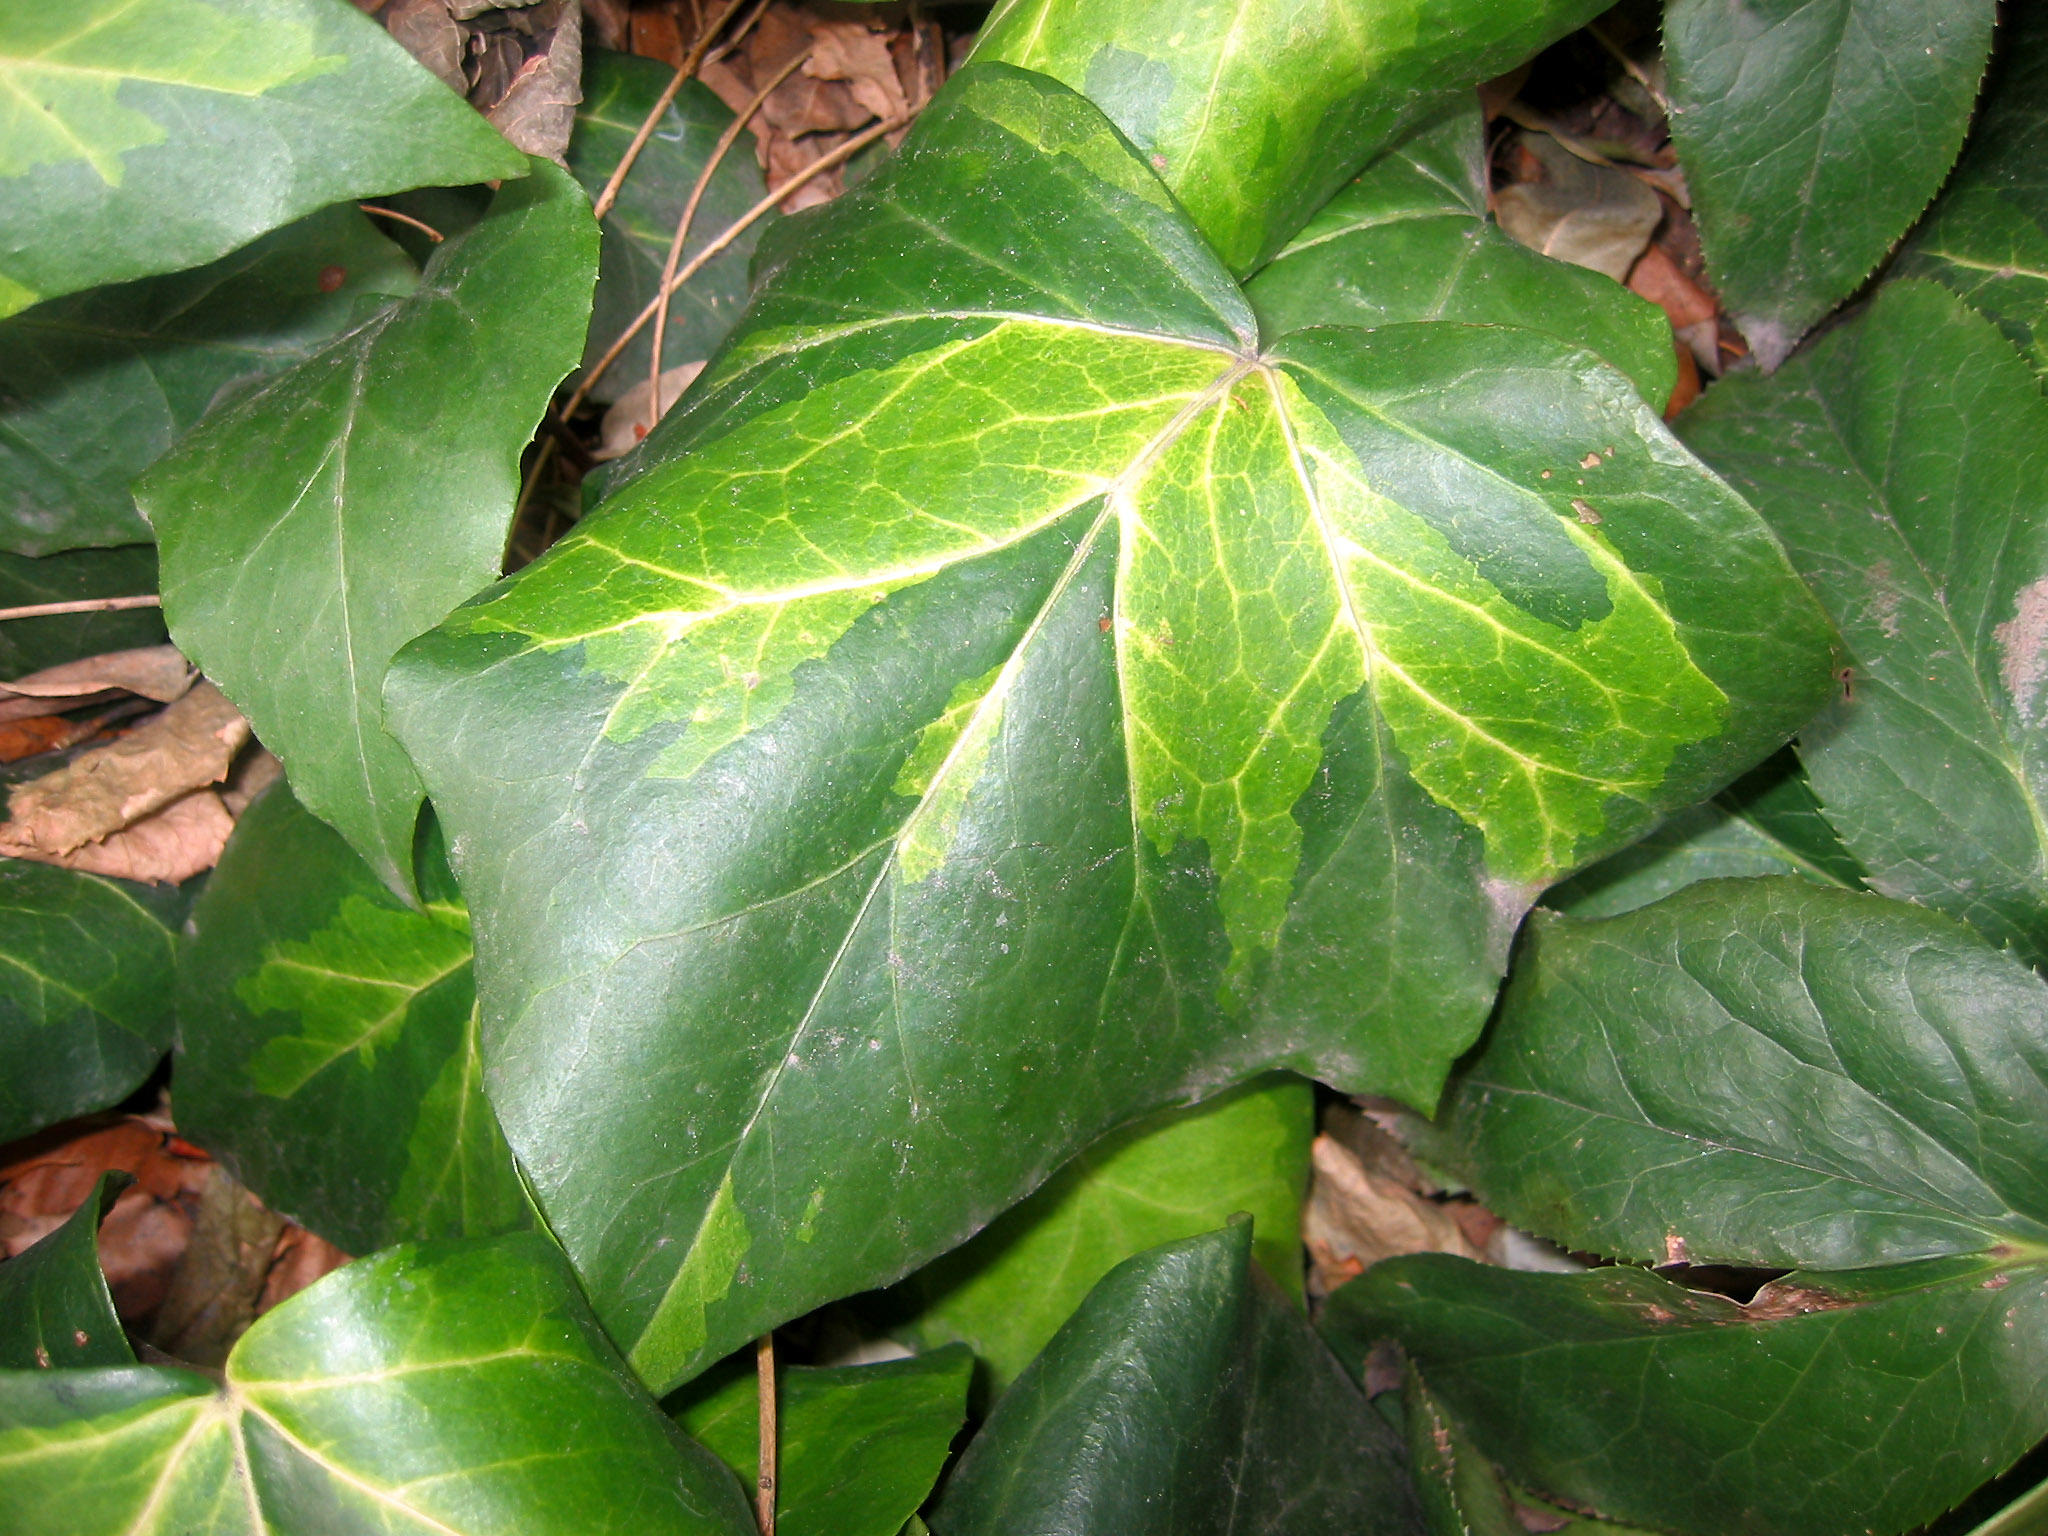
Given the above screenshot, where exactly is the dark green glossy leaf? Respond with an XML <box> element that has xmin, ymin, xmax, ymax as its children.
<box><xmin>0</xmin><ymin>1172</ymin><xmax>132</xmax><ymax>1372</ymax></box>
<box><xmin>0</xmin><ymin>861</ymin><xmax>182</xmax><ymax>1144</ymax></box>
<box><xmin>1247</xmin><ymin>109</ymin><xmax>1675</xmax><ymax>406</ymax></box>
<box><xmin>1895</xmin><ymin>2</ymin><xmax>2048</xmax><ymax>384</ymax></box>
<box><xmin>1683</xmin><ymin>280</ymin><xmax>2048</xmax><ymax>962</ymax></box>
<box><xmin>0</xmin><ymin>1232</ymin><xmax>757</xmax><ymax>1535</ymax></box>
<box><xmin>1665</xmin><ymin>0</ymin><xmax>1996</xmax><ymax>369</ymax></box>
<box><xmin>930</xmin><ymin>1222</ymin><xmax>1423</xmax><ymax>1536</ymax></box>
<box><xmin>968</xmin><ymin>0</ymin><xmax>1606</xmax><ymax>275</ymax></box>
<box><xmin>1544</xmin><ymin>748</ymin><xmax>1864</xmax><ymax>919</ymax></box>
<box><xmin>176</xmin><ymin>782</ymin><xmax>522</xmax><ymax>1255</ymax></box>
<box><xmin>139</xmin><ymin>161</ymin><xmax>597</xmax><ymax>896</ymax></box>
<box><xmin>0</xmin><ymin>207</ymin><xmax>414</xmax><ymax>557</ymax></box>
<box><xmin>0</xmin><ymin>0</ymin><xmax>526</xmax><ymax>317</ymax></box>
<box><xmin>386</xmin><ymin>64</ymin><xmax>1834</xmax><ymax>1393</ymax></box>
<box><xmin>0</xmin><ymin>547</ymin><xmax>166</xmax><ymax>676</ymax></box>
<box><xmin>672</xmin><ymin>1348</ymin><xmax>971</xmax><ymax>1536</ymax></box>
<box><xmin>567</xmin><ymin>50</ymin><xmax>770</xmax><ymax>405</ymax></box>
<box><xmin>1325</xmin><ymin>1253</ymin><xmax>2048</xmax><ymax>1536</ymax></box>
<box><xmin>879</xmin><ymin>1075</ymin><xmax>1312</xmax><ymax>1393</ymax></box>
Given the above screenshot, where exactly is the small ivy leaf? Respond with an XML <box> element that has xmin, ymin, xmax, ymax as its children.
<box><xmin>1246</xmin><ymin>107</ymin><xmax>1677</xmax><ymax>407</ymax></box>
<box><xmin>1683</xmin><ymin>280</ymin><xmax>2048</xmax><ymax>963</ymax></box>
<box><xmin>0</xmin><ymin>0</ymin><xmax>527</xmax><ymax>317</ymax></box>
<box><xmin>139</xmin><ymin>159</ymin><xmax>598</xmax><ymax>899</ymax></box>
<box><xmin>969</xmin><ymin>0</ymin><xmax>1610</xmax><ymax>274</ymax></box>
<box><xmin>176</xmin><ymin>782</ymin><xmax>526</xmax><ymax>1256</ymax></box>
<box><xmin>0</xmin><ymin>1171</ymin><xmax>134</xmax><ymax>1372</ymax></box>
<box><xmin>1893</xmin><ymin>1</ymin><xmax>2048</xmax><ymax>384</ymax></box>
<box><xmin>1664</xmin><ymin>0</ymin><xmax>1997</xmax><ymax>370</ymax></box>
<box><xmin>0</xmin><ymin>1233</ymin><xmax>759</xmax><ymax>1535</ymax></box>
<box><xmin>932</xmin><ymin>1222</ymin><xmax>1422</xmax><ymax>1536</ymax></box>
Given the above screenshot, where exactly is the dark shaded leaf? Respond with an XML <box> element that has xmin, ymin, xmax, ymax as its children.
<box><xmin>0</xmin><ymin>1172</ymin><xmax>132</xmax><ymax>1371</ymax></box>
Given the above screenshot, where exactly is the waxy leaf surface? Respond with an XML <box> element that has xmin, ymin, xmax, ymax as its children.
<box><xmin>1683</xmin><ymin>280</ymin><xmax>2048</xmax><ymax>963</ymax></box>
<box><xmin>0</xmin><ymin>860</ymin><xmax>182</xmax><ymax>1144</ymax></box>
<box><xmin>0</xmin><ymin>547</ymin><xmax>166</xmax><ymax>676</ymax></box>
<box><xmin>0</xmin><ymin>207</ymin><xmax>415</xmax><ymax>557</ymax></box>
<box><xmin>0</xmin><ymin>1172</ymin><xmax>132</xmax><ymax>1372</ymax></box>
<box><xmin>0</xmin><ymin>0</ymin><xmax>525</xmax><ymax>316</ymax></box>
<box><xmin>177</xmin><ymin>783</ymin><xmax>525</xmax><ymax>1256</ymax></box>
<box><xmin>1245</xmin><ymin>108</ymin><xmax>1675</xmax><ymax>406</ymax></box>
<box><xmin>388</xmin><ymin>65</ymin><xmax>1834</xmax><ymax>1392</ymax></box>
<box><xmin>567</xmin><ymin>51</ymin><xmax>770</xmax><ymax>404</ymax></box>
<box><xmin>140</xmin><ymin>161</ymin><xmax>598</xmax><ymax>897</ymax></box>
<box><xmin>878</xmin><ymin>1075</ymin><xmax>1312</xmax><ymax>1392</ymax></box>
<box><xmin>0</xmin><ymin>1233</ymin><xmax>757</xmax><ymax>1536</ymax></box>
<box><xmin>930</xmin><ymin>1222</ymin><xmax>1423</xmax><ymax>1536</ymax></box>
<box><xmin>1665</xmin><ymin>0</ymin><xmax>1996</xmax><ymax>368</ymax></box>
<box><xmin>970</xmin><ymin>0</ymin><xmax>1605</xmax><ymax>275</ymax></box>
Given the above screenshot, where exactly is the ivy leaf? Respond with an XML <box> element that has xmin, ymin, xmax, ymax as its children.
<box><xmin>138</xmin><ymin>160</ymin><xmax>598</xmax><ymax>898</ymax></box>
<box><xmin>876</xmin><ymin>1075</ymin><xmax>1313</xmax><ymax>1393</ymax></box>
<box><xmin>969</xmin><ymin>0</ymin><xmax>1607</xmax><ymax>274</ymax></box>
<box><xmin>1895</xmin><ymin>1</ymin><xmax>2048</xmax><ymax>384</ymax></box>
<box><xmin>0</xmin><ymin>0</ymin><xmax>526</xmax><ymax>317</ymax></box>
<box><xmin>929</xmin><ymin>1222</ymin><xmax>1423</xmax><ymax>1535</ymax></box>
<box><xmin>0</xmin><ymin>860</ymin><xmax>183</xmax><ymax>1144</ymax></box>
<box><xmin>0</xmin><ymin>1232</ymin><xmax>759</xmax><ymax>1536</ymax></box>
<box><xmin>672</xmin><ymin>1349</ymin><xmax>972</xmax><ymax>1536</ymax></box>
<box><xmin>175</xmin><ymin>781</ymin><xmax>526</xmax><ymax>1256</ymax></box>
<box><xmin>0</xmin><ymin>1172</ymin><xmax>132</xmax><ymax>1372</ymax></box>
<box><xmin>0</xmin><ymin>547</ymin><xmax>165</xmax><ymax>677</ymax></box>
<box><xmin>567</xmin><ymin>50</ymin><xmax>771</xmax><ymax>405</ymax></box>
<box><xmin>1682</xmin><ymin>280</ymin><xmax>2048</xmax><ymax>963</ymax></box>
<box><xmin>1664</xmin><ymin>0</ymin><xmax>1997</xmax><ymax>369</ymax></box>
<box><xmin>1245</xmin><ymin>107</ymin><xmax>1676</xmax><ymax>406</ymax></box>
<box><xmin>0</xmin><ymin>207</ymin><xmax>415</xmax><ymax>558</ymax></box>
<box><xmin>387</xmin><ymin>64</ymin><xmax>1834</xmax><ymax>1393</ymax></box>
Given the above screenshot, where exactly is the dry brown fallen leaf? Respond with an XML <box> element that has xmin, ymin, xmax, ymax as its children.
<box><xmin>596</xmin><ymin>361</ymin><xmax>706</xmax><ymax>460</ymax></box>
<box><xmin>1304</xmin><ymin>1133</ymin><xmax>1483</xmax><ymax>1296</ymax></box>
<box><xmin>0</xmin><ymin>644</ymin><xmax>194</xmax><ymax>726</ymax></box>
<box><xmin>483</xmin><ymin>0</ymin><xmax>583</xmax><ymax>162</ymax></box>
<box><xmin>35</xmin><ymin>789</ymin><xmax>237</xmax><ymax>885</ymax></box>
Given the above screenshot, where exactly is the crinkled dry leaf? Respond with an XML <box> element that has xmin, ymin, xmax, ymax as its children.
<box><xmin>33</xmin><ymin>789</ymin><xmax>237</xmax><ymax>884</ymax></box>
<box><xmin>0</xmin><ymin>647</ymin><xmax>194</xmax><ymax>726</ymax></box>
<box><xmin>806</xmin><ymin>20</ymin><xmax>911</xmax><ymax>126</ymax></box>
<box><xmin>1306</xmin><ymin>1135</ymin><xmax>1480</xmax><ymax>1295</ymax></box>
<box><xmin>485</xmin><ymin>0</ymin><xmax>583</xmax><ymax>162</ymax></box>
<box><xmin>383</xmin><ymin>0</ymin><xmax>466</xmax><ymax>91</ymax></box>
<box><xmin>1497</xmin><ymin>133</ymin><xmax>1664</xmax><ymax>283</ymax></box>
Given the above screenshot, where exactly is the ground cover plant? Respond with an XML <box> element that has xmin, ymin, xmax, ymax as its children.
<box><xmin>0</xmin><ymin>0</ymin><xmax>2044</xmax><ymax>1531</ymax></box>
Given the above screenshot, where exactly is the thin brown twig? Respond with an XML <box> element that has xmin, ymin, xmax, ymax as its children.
<box><xmin>0</xmin><ymin>595</ymin><xmax>162</xmax><ymax>623</ymax></box>
<box><xmin>755</xmin><ymin>1332</ymin><xmax>777</xmax><ymax>1536</ymax></box>
<box><xmin>357</xmin><ymin>203</ymin><xmax>444</xmax><ymax>243</ymax></box>
<box><xmin>647</xmin><ymin>47</ymin><xmax>812</xmax><ymax>428</ymax></box>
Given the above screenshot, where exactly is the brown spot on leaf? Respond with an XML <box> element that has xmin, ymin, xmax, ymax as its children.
<box><xmin>1743</xmin><ymin>1280</ymin><xmax>1847</xmax><ymax>1319</ymax></box>
<box><xmin>1571</xmin><ymin>499</ymin><xmax>1602</xmax><ymax>525</ymax></box>
<box><xmin>1580</xmin><ymin>452</ymin><xmax>1601</xmax><ymax>469</ymax></box>
<box><xmin>317</xmin><ymin>265</ymin><xmax>347</xmax><ymax>293</ymax></box>
<box><xmin>1663</xmin><ymin>1232</ymin><xmax>1690</xmax><ymax>1265</ymax></box>
<box><xmin>1994</xmin><ymin>576</ymin><xmax>2048</xmax><ymax>723</ymax></box>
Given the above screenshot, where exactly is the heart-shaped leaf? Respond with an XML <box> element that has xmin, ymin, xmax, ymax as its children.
<box><xmin>139</xmin><ymin>160</ymin><xmax>597</xmax><ymax>897</ymax></box>
<box><xmin>387</xmin><ymin>64</ymin><xmax>1833</xmax><ymax>1393</ymax></box>
<box><xmin>0</xmin><ymin>548</ymin><xmax>166</xmax><ymax>676</ymax></box>
<box><xmin>1665</xmin><ymin>0</ymin><xmax>1997</xmax><ymax>368</ymax></box>
<box><xmin>969</xmin><ymin>0</ymin><xmax>1608</xmax><ymax>274</ymax></box>
<box><xmin>176</xmin><ymin>781</ymin><xmax>525</xmax><ymax>1255</ymax></box>
<box><xmin>0</xmin><ymin>860</ymin><xmax>183</xmax><ymax>1144</ymax></box>
<box><xmin>0</xmin><ymin>206</ymin><xmax>415</xmax><ymax>557</ymax></box>
<box><xmin>0</xmin><ymin>1232</ymin><xmax>757</xmax><ymax>1536</ymax></box>
<box><xmin>1245</xmin><ymin>107</ymin><xmax>1676</xmax><ymax>405</ymax></box>
<box><xmin>0</xmin><ymin>0</ymin><xmax>527</xmax><ymax>316</ymax></box>
<box><xmin>930</xmin><ymin>1221</ymin><xmax>1424</xmax><ymax>1535</ymax></box>
<box><xmin>0</xmin><ymin>1172</ymin><xmax>131</xmax><ymax>1372</ymax></box>
<box><xmin>1682</xmin><ymin>279</ymin><xmax>2048</xmax><ymax>963</ymax></box>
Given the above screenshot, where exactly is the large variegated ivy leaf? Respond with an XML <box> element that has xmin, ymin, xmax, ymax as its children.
<box><xmin>387</xmin><ymin>64</ymin><xmax>1834</xmax><ymax>1393</ymax></box>
<box><xmin>1682</xmin><ymin>280</ymin><xmax>2048</xmax><ymax>964</ymax></box>
<box><xmin>969</xmin><ymin>0</ymin><xmax>1606</xmax><ymax>275</ymax></box>
<box><xmin>0</xmin><ymin>1173</ymin><xmax>131</xmax><ymax>1372</ymax></box>
<box><xmin>0</xmin><ymin>0</ymin><xmax>525</xmax><ymax>317</ymax></box>
<box><xmin>1244</xmin><ymin>106</ymin><xmax>1676</xmax><ymax>406</ymax></box>
<box><xmin>0</xmin><ymin>547</ymin><xmax>166</xmax><ymax>675</ymax></box>
<box><xmin>929</xmin><ymin>1222</ymin><xmax>1423</xmax><ymax>1535</ymax></box>
<box><xmin>176</xmin><ymin>782</ymin><xmax>525</xmax><ymax>1255</ymax></box>
<box><xmin>138</xmin><ymin>161</ymin><xmax>597</xmax><ymax>898</ymax></box>
<box><xmin>0</xmin><ymin>207</ymin><xmax>414</xmax><ymax>557</ymax></box>
<box><xmin>1664</xmin><ymin>0</ymin><xmax>1996</xmax><ymax>369</ymax></box>
<box><xmin>0</xmin><ymin>1232</ymin><xmax>757</xmax><ymax>1536</ymax></box>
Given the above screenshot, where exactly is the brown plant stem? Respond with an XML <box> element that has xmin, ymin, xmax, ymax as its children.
<box><xmin>755</xmin><ymin>1331</ymin><xmax>777</xmax><ymax>1536</ymax></box>
<box><xmin>0</xmin><ymin>595</ymin><xmax>162</xmax><ymax>623</ymax></box>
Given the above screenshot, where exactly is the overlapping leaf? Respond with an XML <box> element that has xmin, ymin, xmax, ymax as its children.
<box><xmin>0</xmin><ymin>1232</ymin><xmax>758</xmax><ymax>1535</ymax></box>
<box><xmin>970</xmin><ymin>0</ymin><xmax>1606</xmax><ymax>274</ymax></box>
<box><xmin>1664</xmin><ymin>0</ymin><xmax>1996</xmax><ymax>369</ymax></box>
<box><xmin>929</xmin><ymin>1222</ymin><xmax>1423</xmax><ymax>1535</ymax></box>
<box><xmin>1245</xmin><ymin>107</ymin><xmax>1675</xmax><ymax>405</ymax></box>
<box><xmin>0</xmin><ymin>548</ymin><xmax>165</xmax><ymax>676</ymax></box>
<box><xmin>0</xmin><ymin>860</ymin><xmax>183</xmax><ymax>1144</ymax></box>
<box><xmin>0</xmin><ymin>1173</ymin><xmax>131</xmax><ymax>1371</ymax></box>
<box><xmin>388</xmin><ymin>64</ymin><xmax>1832</xmax><ymax>1393</ymax></box>
<box><xmin>138</xmin><ymin>161</ymin><xmax>597</xmax><ymax>896</ymax></box>
<box><xmin>176</xmin><ymin>782</ymin><xmax>525</xmax><ymax>1255</ymax></box>
<box><xmin>0</xmin><ymin>0</ymin><xmax>525</xmax><ymax>316</ymax></box>
<box><xmin>0</xmin><ymin>207</ymin><xmax>415</xmax><ymax>557</ymax></box>
<box><xmin>1682</xmin><ymin>280</ymin><xmax>2048</xmax><ymax>963</ymax></box>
